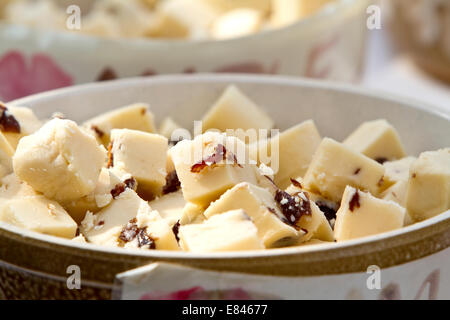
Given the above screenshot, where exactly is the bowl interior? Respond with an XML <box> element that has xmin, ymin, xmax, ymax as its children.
<box><xmin>7</xmin><ymin>74</ymin><xmax>450</xmax><ymax>258</ymax></box>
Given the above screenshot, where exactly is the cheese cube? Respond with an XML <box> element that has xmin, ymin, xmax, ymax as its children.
<box><xmin>343</xmin><ymin>119</ymin><xmax>406</xmax><ymax>162</ymax></box>
<box><xmin>381</xmin><ymin>180</ymin><xmax>413</xmax><ymax>225</ymax></box>
<box><xmin>303</xmin><ymin>138</ymin><xmax>385</xmax><ymax>202</ymax></box>
<box><xmin>83</xmin><ymin>103</ymin><xmax>156</xmax><ymax>146</ymax></box>
<box><xmin>249</xmin><ymin>120</ymin><xmax>321</xmax><ymax>189</ymax></box>
<box><xmin>169</xmin><ymin>131</ymin><xmax>258</xmax><ymax>206</ymax></box>
<box><xmin>149</xmin><ymin>190</ymin><xmax>186</xmax><ymax>226</ymax></box>
<box><xmin>0</xmin><ymin>132</ymin><xmax>14</xmax><ymax>179</ymax></box>
<box><xmin>201</xmin><ymin>86</ymin><xmax>274</xmax><ymax>133</ymax></box>
<box><xmin>406</xmin><ymin>149</ymin><xmax>450</xmax><ymax>221</ymax></box>
<box><xmin>285</xmin><ymin>180</ymin><xmax>334</xmax><ymax>242</ymax></box>
<box><xmin>334</xmin><ymin>186</ymin><xmax>405</xmax><ymax>241</ymax></box>
<box><xmin>271</xmin><ymin>0</ymin><xmax>335</xmax><ymax>27</ymax></box>
<box><xmin>211</xmin><ymin>8</ymin><xmax>262</xmax><ymax>39</ymax></box>
<box><xmin>13</xmin><ymin>119</ymin><xmax>106</xmax><ymax>202</ymax></box>
<box><xmin>0</xmin><ymin>195</ymin><xmax>77</xmax><ymax>239</ymax></box>
<box><xmin>81</xmin><ymin>188</ymin><xmax>178</xmax><ymax>250</ymax></box>
<box><xmin>0</xmin><ymin>173</ymin><xmax>37</xmax><ymax>200</ymax></box>
<box><xmin>122</xmin><ymin>202</ymin><xmax>180</xmax><ymax>251</ymax></box>
<box><xmin>0</xmin><ymin>104</ymin><xmax>42</xmax><ymax>149</ymax></box>
<box><xmin>204</xmin><ymin>182</ymin><xmax>300</xmax><ymax>247</ymax></box>
<box><xmin>179</xmin><ymin>209</ymin><xmax>264</xmax><ymax>252</ymax></box>
<box><xmin>110</xmin><ymin>129</ymin><xmax>167</xmax><ymax>198</ymax></box>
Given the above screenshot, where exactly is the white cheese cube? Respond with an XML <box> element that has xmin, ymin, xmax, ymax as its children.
<box><xmin>122</xmin><ymin>202</ymin><xmax>180</xmax><ymax>251</ymax></box>
<box><xmin>303</xmin><ymin>138</ymin><xmax>385</xmax><ymax>202</ymax></box>
<box><xmin>406</xmin><ymin>149</ymin><xmax>450</xmax><ymax>221</ymax></box>
<box><xmin>13</xmin><ymin>119</ymin><xmax>106</xmax><ymax>202</ymax></box>
<box><xmin>0</xmin><ymin>173</ymin><xmax>37</xmax><ymax>200</ymax></box>
<box><xmin>204</xmin><ymin>182</ymin><xmax>300</xmax><ymax>247</ymax></box>
<box><xmin>271</xmin><ymin>0</ymin><xmax>335</xmax><ymax>27</ymax></box>
<box><xmin>0</xmin><ymin>104</ymin><xmax>42</xmax><ymax>150</ymax></box>
<box><xmin>81</xmin><ymin>188</ymin><xmax>178</xmax><ymax>250</ymax></box>
<box><xmin>285</xmin><ymin>180</ymin><xmax>334</xmax><ymax>242</ymax></box>
<box><xmin>179</xmin><ymin>209</ymin><xmax>264</xmax><ymax>252</ymax></box>
<box><xmin>334</xmin><ymin>186</ymin><xmax>405</xmax><ymax>241</ymax></box>
<box><xmin>83</xmin><ymin>103</ymin><xmax>156</xmax><ymax>146</ymax></box>
<box><xmin>211</xmin><ymin>8</ymin><xmax>262</xmax><ymax>39</ymax></box>
<box><xmin>149</xmin><ymin>190</ymin><xmax>186</xmax><ymax>226</ymax></box>
<box><xmin>110</xmin><ymin>129</ymin><xmax>167</xmax><ymax>198</ymax></box>
<box><xmin>0</xmin><ymin>195</ymin><xmax>77</xmax><ymax>239</ymax></box>
<box><xmin>249</xmin><ymin>120</ymin><xmax>321</xmax><ymax>189</ymax></box>
<box><xmin>343</xmin><ymin>119</ymin><xmax>406</xmax><ymax>162</ymax></box>
<box><xmin>202</xmin><ymin>86</ymin><xmax>274</xmax><ymax>133</ymax></box>
<box><xmin>381</xmin><ymin>180</ymin><xmax>413</xmax><ymax>225</ymax></box>
<box><xmin>169</xmin><ymin>131</ymin><xmax>258</xmax><ymax>206</ymax></box>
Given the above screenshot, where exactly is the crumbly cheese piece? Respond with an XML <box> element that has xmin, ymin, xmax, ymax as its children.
<box><xmin>149</xmin><ymin>190</ymin><xmax>186</xmax><ymax>226</ymax></box>
<box><xmin>343</xmin><ymin>119</ymin><xmax>406</xmax><ymax>162</ymax></box>
<box><xmin>334</xmin><ymin>186</ymin><xmax>405</xmax><ymax>241</ymax></box>
<box><xmin>201</xmin><ymin>85</ymin><xmax>274</xmax><ymax>133</ymax></box>
<box><xmin>83</xmin><ymin>103</ymin><xmax>156</xmax><ymax>146</ymax></box>
<box><xmin>0</xmin><ymin>132</ymin><xmax>14</xmax><ymax>179</ymax></box>
<box><xmin>0</xmin><ymin>195</ymin><xmax>77</xmax><ymax>239</ymax></box>
<box><xmin>271</xmin><ymin>0</ymin><xmax>335</xmax><ymax>27</ymax></box>
<box><xmin>204</xmin><ymin>182</ymin><xmax>300</xmax><ymax>247</ymax></box>
<box><xmin>13</xmin><ymin>119</ymin><xmax>106</xmax><ymax>202</ymax></box>
<box><xmin>303</xmin><ymin>138</ymin><xmax>385</xmax><ymax>202</ymax></box>
<box><xmin>81</xmin><ymin>188</ymin><xmax>178</xmax><ymax>250</ymax></box>
<box><xmin>211</xmin><ymin>8</ymin><xmax>262</xmax><ymax>39</ymax></box>
<box><xmin>0</xmin><ymin>104</ymin><xmax>42</xmax><ymax>149</ymax></box>
<box><xmin>169</xmin><ymin>131</ymin><xmax>258</xmax><ymax>205</ymax></box>
<box><xmin>123</xmin><ymin>201</ymin><xmax>180</xmax><ymax>250</ymax></box>
<box><xmin>110</xmin><ymin>129</ymin><xmax>167</xmax><ymax>198</ymax></box>
<box><xmin>249</xmin><ymin>120</ymin><xmax>321</xmax><ymax>189</ymax></box>
<box><xmin>406</xmin><ymin>149</ymin><xmax>450</xmax><ymax>221</ymax></box>
<box><xmin>179</xmin><ymin>209</ymin><xmax>264</xmax><ymax>252</ymax></box>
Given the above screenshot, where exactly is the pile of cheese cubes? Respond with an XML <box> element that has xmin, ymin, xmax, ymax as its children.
<box><xmin>0</xmin><ymin>85</ymin><xmax>448</xmax><ymax>253</ymax></box>
<box><xmin>2</xmin><ymin>0</ymin><xmax>336</xmax><ymax>40</ymax></box>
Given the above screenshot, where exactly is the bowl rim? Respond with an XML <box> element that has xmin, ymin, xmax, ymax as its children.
<box><xmin>0</xmin><ymin>0</ymin><xmax>365</xmax><ymax>46</ymax></box>
<box><xmin>4</xmin><ymin>73</ymin><xmax>450</xmax><ymax>260</ymax></box>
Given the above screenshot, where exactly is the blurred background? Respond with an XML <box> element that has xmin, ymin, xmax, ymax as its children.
<box><xmin>0</xmin><ymin>0</ymin><xmax>448</xmax><ymax>112</ymax></box>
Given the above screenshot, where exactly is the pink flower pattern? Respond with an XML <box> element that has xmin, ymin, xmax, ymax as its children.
<box><xmin>0</xmin><ymin>51</ymin><xmax>73</xmax><ymax>102</ymax></box>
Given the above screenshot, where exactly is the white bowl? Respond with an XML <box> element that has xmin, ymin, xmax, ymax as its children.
<box><xmin>0</xmin><ymin>74</ymin><xmax>448</xmax><ymax>300</ymax></box>
<box><xmin>0</xmin><ymin>0</ymin><xmax>369</xmax><ymax>102</ymax></box>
